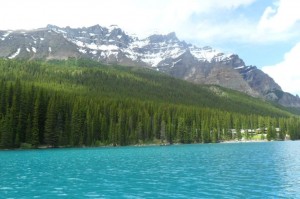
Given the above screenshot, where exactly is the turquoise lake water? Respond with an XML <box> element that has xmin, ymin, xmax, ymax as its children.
<box><xmin>0</xmin><ymin>142</ymin><xmax>299</xmax><ymax>198</ymax></box>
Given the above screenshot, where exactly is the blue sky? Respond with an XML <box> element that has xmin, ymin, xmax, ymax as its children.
<box><xmin>186</xmin><ymin>0</ymin><xmax>283</xmax><ymax>66</ymax></box>
<box><xmin>0</xmin><ymin>0</ymin><xmax>300</xmax><ymax>95</ymax></box>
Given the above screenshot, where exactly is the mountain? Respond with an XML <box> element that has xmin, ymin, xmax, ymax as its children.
<box><xmin>1</xmin><ymin>24</ymin><xmax>300</xmax><ymax>108</ymax></box>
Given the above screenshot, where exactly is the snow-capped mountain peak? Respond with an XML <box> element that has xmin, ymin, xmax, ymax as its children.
<box><xmin>44</xmin><ymin>25</ymin><xmax>232</xmax><ymax>67</ymax></box>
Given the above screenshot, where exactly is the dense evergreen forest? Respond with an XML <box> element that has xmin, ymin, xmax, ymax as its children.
<box><xmin>0</xmin><ymin>59</ymin><xmax>299</xmax><ymax>149</ymax></box>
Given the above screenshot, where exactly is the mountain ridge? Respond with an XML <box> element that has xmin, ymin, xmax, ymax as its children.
<box><xmin>1</xmin><ymin>24</ymin><xmax>300</xmax><ymax>108</ymax></box>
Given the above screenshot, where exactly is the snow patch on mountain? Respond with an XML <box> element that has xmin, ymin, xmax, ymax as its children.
<box><xmin>79</xmin><ymin>48</ymin><xmax>87</xmax><ymax>54</ymax></box>
<box><xmin>52</xmin><ymin>28</ymin><xmax>67</xmax><ymax>34</ymax></box>
<box><xmin>125</xmin><ymin>36</ymin><xmax>186</xmax><ymax>67</ymax></box>
<box><xmin>189</xmin><ymin>46</ymin><xmax>232</xmax><ymax>62</ymax></box>
<box><xmin>141</xmin><ymin>55</ymin><xmax>163</xmax><ymax>67</ymax></box>
<box><xmin>3</xmin><ymin>31</ymin><xmax>12</xmax><ymax>38</ymax></box>
<box><xmin>172</xmin><ymin>59</ymin><xmax>182</xmax><ymax>68</ymax></box>
<box><xmin>46</xmin><ymin>25</ymin><xmax>233</xmax><ymax>68</ymax></box>
<box><xmin>74</xmin><ymin>40</ymin><xmax>85</xmax><ymax>48</ymax></box>
<box><xmin>8</xmin><ymin>48</ymin><xmax>21</xmax><ymax>59</ymax></box>
<box><xmin>130</xmin><ymin>39</ymin><xmax>150</xmax><ymax>48</ymax></box>
<box><xmin>234</xmin><ymin>66</ymin><xmax>245</xmax><ymax>69</ymax></box>
<box><xmin>97</xmin><ymin>45</ymin><xmax>119</xmax><ymax>51</ymax></box>
<box><xmin>122</xmin><ymin>48</ymin><xmax>138</xmax><ymax>61</ymax></box>
<box><xmin>1</xmin><ymin>31</ymin><xmax>12</xmax><ymax>41</ymax></box>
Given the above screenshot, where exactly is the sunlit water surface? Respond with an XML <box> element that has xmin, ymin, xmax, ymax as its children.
<box><xmin>0</xmin><ymin>141</ymin><xmax>299</xmax><ymax>198</ymax></box>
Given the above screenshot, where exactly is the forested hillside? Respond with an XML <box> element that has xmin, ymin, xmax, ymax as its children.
<box><xmin>0</xmin><ymin>59</ymin><xmax>299</xmax><ymax>148</ymax></box>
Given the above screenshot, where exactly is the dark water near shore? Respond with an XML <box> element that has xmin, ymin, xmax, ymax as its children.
<box><xmin>0</xmin><ymin>141</ymin><xmax>299</xmax><ymax>198</ymax></box>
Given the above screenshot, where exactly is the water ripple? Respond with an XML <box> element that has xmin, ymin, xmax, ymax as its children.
<box><xmin>0</xmin><ymin>142</ymin><xmax>299</xmax><ymax>198</ymax></box>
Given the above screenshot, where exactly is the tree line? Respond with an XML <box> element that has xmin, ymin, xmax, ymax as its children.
<box><xmin>0</xmin><ymin>59</ymin><xmax>300</xmax><ymax>149</ymax></box>
<box><xmin>1</xmin><ymin>78</ymin><xmax>299</xmax><ymax>149</ymax></box>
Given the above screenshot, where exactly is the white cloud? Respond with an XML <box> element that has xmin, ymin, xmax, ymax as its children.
<box><xmin>184</xmin><ymin>0</ymin><xmax>300</xmax><ymax>45</ymax></box>
<box><xmin>0</xmin><ymin>0</ymin><xmax>256</xmax><ymax>37</ymax></box>
<box><xmin>262</xmin><ymin>42</ymin><xmax>300</xmax><ymax>95</ymax></box>
<box><xmin>7</xmin><ymin>0</ymin><xmax>288</xmax><ymax>47</ymax></box>
<box><xmin>249</xmin><ymin>0</ymin><xmax>300</xmax><ymax>44</ymax></box>
<box><xmin>1</xmin><ymin>0</ymin><xmax>299</xmax><ymax>45</ymax></box>
<box><xmin>258</xmin><ymin>0</ymin><xmax>300</xmax><ymax>33</ymax></box>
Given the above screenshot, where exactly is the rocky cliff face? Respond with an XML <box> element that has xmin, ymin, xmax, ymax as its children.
<box><xmin>1</xmin><ymin>25</ymin><xmax>300</xmax><ymax>108</ymax></box>
<box><xmin>0</xmin><ymin>28</ymin><xmax>80</xmax><ymax>60</ymax></box>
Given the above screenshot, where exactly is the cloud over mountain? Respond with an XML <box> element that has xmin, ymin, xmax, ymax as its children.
<box><xmin>262</xmin><ymin>42</ymin><xmax>300</xmax><ymax>96</ymax></box>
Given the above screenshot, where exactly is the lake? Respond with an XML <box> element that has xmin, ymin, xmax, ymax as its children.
<box><xmin>0</xmin><ymin>141</ymin><xmax>299</xmax><ymax>198</ymax></box>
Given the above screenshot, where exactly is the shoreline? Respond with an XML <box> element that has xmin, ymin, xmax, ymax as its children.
<box><xmin>0</xmin><ymin>139</ymin><xmax>291</xmax><ymax>151</ymax></box>
<box><xmin>219</xmin><ymin>139</ymin><xmax>269</xmax><ymax>144</ymax></box>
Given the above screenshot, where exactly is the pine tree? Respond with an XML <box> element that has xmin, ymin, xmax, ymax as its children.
<box><xmin>86</xmin><ymin>109</ymin><xmax>94</xmax><ymax>146</ymax></box>
<box><xmin>0</xmin><ymin>80</ymin><xmax>7</xmax><ymax>115</ymax></box>
<box><xmin>7</xmin><ymin>83</ymin><xmax>13</xmax><ymax>109</ymax></box>
<box><xmin>136</xmin><ymin>121</ymin><xmax>143</xmax><ymax>144</ymax></box>
<box><xmin>177</xmin><ymin>117</ymin><xmax>185</xmax><ymax>143</ymax></box>
<box><xmin>278</xmin><ymin>118</ymin><xmax>286</xmax><ymax>140</ymax></box>
<box><xmin>25</xmin><ymin>114</ymin><xmax>32</xmax><ymax>144</ymax></box>
<box><xmin>100</xmin><ymin>114</ymin><xmax>108</xmax><ymax>143</ymax></box>
<box><xmin>17</xmin><ymin>90</ymin><xmax>28</xmax><ymax>144</ymax></box>
<box><xmin>71</xmin><ymin>101</ymin><xmax>84</xmax><ymax>146</ymax></box>
<box><xmin>160</xmin><ymin>120</ymin><xmax>166</xmax><ymax>143</ymax></box>
<box><xmin>37</xmin><ymin>91</ymin><xmax>47</xmax><ymax>145</ymax></box>
<box><xmin>31</xmin><ymin>96</ymin><xmax>40</xmax><ymax>148</ymax></box>
<box><xmin>201</xmin><ymin>120</ymin><xmax>210</xmax><ymax>143</ymax></box>
<box><xmin>166</xmin><ymin>114</ymin><xmax>173</xmax><ymax>144</ymax></box>
<box><xmin>0</xmin><ymin>110</ymin><xmax>13</xmax><ymax>148</ymax></box>
<box><xmin>44</xmin><ymin>97</ymin><xmax>58</xmax><ymax>147</ymax></box>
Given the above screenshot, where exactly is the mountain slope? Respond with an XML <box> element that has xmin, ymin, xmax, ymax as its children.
<box><xmin>1</xmin><ymin>59</ymin><xmax>300</xmax><ymax>149</ymax></box>
<box><xmin>1</xmin><ymin>25</ymin><xmax>300</xmax><ymax>108</ymax></box>
<box><xmin>0</xmin><ymin>28</ymin><xmax>80</xmax><ymax>60</ymax></box>
<box><xmin>0</xmin><ymin>58</ymin><xmax>295</xmax><ymax>117</ymax></box>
